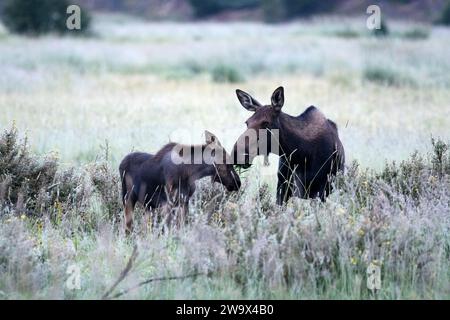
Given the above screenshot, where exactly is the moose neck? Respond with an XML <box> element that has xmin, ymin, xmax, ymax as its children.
<box><xmin>189</xmin><ymin>163</ymin><xmax>216</xmax><ymax>181</ymax></box>
<box><xmin>277</xmin><ymin>112</ymin><xmax>305</xmax><ymax>157</ymax></box>
<box><xmin>185</xmin><ymin>144</ymin><xmax>216</xmax><ymax>181</ymax></box>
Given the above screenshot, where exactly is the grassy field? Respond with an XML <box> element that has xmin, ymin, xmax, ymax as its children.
<box><xmin>0</xmin><ymin>14</ymin><xmax>449</xmax><ymax>299</ymax></box>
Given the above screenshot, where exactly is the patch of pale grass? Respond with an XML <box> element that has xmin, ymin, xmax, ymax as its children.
<box><xmin>1</xmin><ymin>70</ymin><xmax>448</xmax><ymax>172</ymax></box>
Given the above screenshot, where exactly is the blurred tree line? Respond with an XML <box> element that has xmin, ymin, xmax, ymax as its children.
<box><xmin>187</xmin><ymin>0</ymin><xmax>450</xmax><ymax>23</ymax></box>
<box><xmin>0</xmin><ymin>0</ymin><xmax>91</xmax><ymax>35</ymax></box>
<box><xmin>188</xmin><ymin>0</ymin><xmax>333</xmax><ymax>21</ymax></box>
<box><xmin>74</xmin><ymin>0</ymin><xmax>337</xmax><ymax>21</ymax></box>
<box><xmin>75</xmin><ymin>0</ymin><xmax>450</xmax><ymax>24</ymax></box>
<box><xmin>1</xmin><ymin>0</ymin><xmax>449</xmax><ymax>36</ymax></box>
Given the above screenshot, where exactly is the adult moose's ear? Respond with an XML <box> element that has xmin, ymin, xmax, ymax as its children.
<box><xmin>271</xmin><ymin>86</ymin><xmax>284</xmax><ymax>112</ymax></box>
<box><xmin>236</xmin><ymin>89</ymin><xmax>262</xmax><ymax>112</ymax></box>
<box><xmin>205</xmin><ymin>130</ymin><xmax>222</xmax><ymax>147</ymax></box>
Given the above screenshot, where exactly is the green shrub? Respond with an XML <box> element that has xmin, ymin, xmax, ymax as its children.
<box><xmin>88</xmin><ymin>142</ymin><xmax>121</xmax><ymax>221</ymax></box>
<box><xmin>0</xmin><ymin>125</ymin><xmax>90</xmax><ymax>218</ymax></box>
<box><xmin>363</xmin><ymin>66</ymin><xmax>415</xmax><ymax>87</ymax></box>
<box><xmin>1</xmin><ymin>125</ymin><xmax>449</xmax><ymax>299</ymax></box>
<box><xmin>372</xmin><ymin>19</ymin><xmax>389</xmax><ymax>37</ymax></box>
<box><xmin>1</xmin><ymin>0</ymin><xmax>91</xmax><ymax>35</ymax></box>
<box><xmin>332</xmin><ymin>28</ymin><xmax>360</xmax><ymax>38</ymax></box>
<box><xmin>431</xmin><ymin>137</ymin><xmax>450</xmax><ymax>177</ymax></box>
<box><xmin>401</xmin><ymin>27</ymin><xmax>430</xmax><ymax>40</ymax></box>
<box><xmin>211</xmin><ymin>64</ymin><xmax>245</xmax><ymax>83</ymax></box>
<box><xmin>363</xmin><ymin>67</ymin><xmax>398</xmax><ymax>85</ymax></box>
<box><xmin>336</xmin><ymin>138</ymin><xmax>450</xmax><ymax>207</ymax></box>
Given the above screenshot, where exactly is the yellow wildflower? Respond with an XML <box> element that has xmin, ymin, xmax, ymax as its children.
<box><xmin>336</xmin><ymin>207</ymin><xmax>345</xmax><ymax>216</ymax></box>
<box><xmin>348</xmin><ymin>216</ymin><xmax>355</xmax><ymax>226</ymax></box>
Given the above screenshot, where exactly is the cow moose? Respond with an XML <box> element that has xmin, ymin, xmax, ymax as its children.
<box><xmin>232</xmin><ymin>86</ymin><xmax>345</xmax><ymax>204</ymax></box>
<box><xmin>119</xmin><ymin>131</ymin><xmax>241</xmax><ymax>233</ymax></box>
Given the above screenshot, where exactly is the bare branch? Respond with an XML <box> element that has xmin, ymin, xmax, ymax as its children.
<box><xmin>106</xmin><ymin>272</ymin><xmax>208</xmax><ymax>300</ymax></box>
<box><xmin>102</xmin><ymin>244</ymin><xmax>138</xmax><ymax>300</ymax></box>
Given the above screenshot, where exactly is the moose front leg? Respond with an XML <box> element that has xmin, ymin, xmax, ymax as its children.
<box><xmin>171</xmin><ymin>188</ymin><xmax>190</xmax><ymax>228</ymax></box>
<box><xmin>276</xmin><ymin>157</ymin><xmax>293</xmax><ymax>205</ymax></box>
<box><xmin>162</xmin><ymin>181</ymin><xmax>192</xmax><ymax>229</ymax></box>
<box><xmin>162</xmin><ymin>184</ymin><xmax>185</xmax><ymax>229</ymax></box>
<box><xmin>293</xmin><ymin>172</ymin><xmax>307</xmax><ymax>199</ymax></box>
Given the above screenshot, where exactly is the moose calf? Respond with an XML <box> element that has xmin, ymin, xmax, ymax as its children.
<box><xmin>119</xmin><ymin>131</ymin><xmax>241</xmax><ymax>233</ymax></box>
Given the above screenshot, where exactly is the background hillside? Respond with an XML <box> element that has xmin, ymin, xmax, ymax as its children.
<box><xmin>45</xmin><ymin>0</ymin><xmax>449</xmax><ymax>22</ymax></box>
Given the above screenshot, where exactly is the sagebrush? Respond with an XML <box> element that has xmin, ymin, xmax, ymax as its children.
<box><xmin>0</xmin><ymin>126</ymin><xmax>449</xmax><ymax>299</ymax></box>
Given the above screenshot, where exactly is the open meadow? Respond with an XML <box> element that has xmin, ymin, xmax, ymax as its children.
<box><xmin>0</xmin><ymin>14</ymin><xmax>449</xmax><ymax>299</ymax></box>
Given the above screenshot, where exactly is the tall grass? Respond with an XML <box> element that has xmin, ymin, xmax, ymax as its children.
<box><xmin>0</xmin><ymin>15</ymin><xmax>449</xmax><ymax>299</ymax></box>
<box><xmin>0</xmin><ymin>126</ymin><xmax>449</xmax><ymax>299</ymax></box>
<box><xmin>1</xmin><ymin>17</ymin><xmax>449</xmax><ymax>168</ymax></box>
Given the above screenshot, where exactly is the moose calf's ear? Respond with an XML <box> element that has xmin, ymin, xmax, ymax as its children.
<box><xmin>271</xmin><ymin>86</ymin><xmax>284</xmax><ymax>112</ymax></box>
<box><xmin>205</xmin><ymin>130</ymin><xmax>217</xmax><ymax>145</ymax></box>
<box><xmin>236</xmin><ymin>89</ymin><xmax>262</xmax><ymax>112</ymax></box>
<box><xmin>205</xmin><ymin>130</ymin><xmax>223</xmax><ymax>147</ymax></box>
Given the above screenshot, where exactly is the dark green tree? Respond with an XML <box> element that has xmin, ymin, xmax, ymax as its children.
<box><xmin>439</xmin><ymin>1</ymin><xmax>450</xmax><ymax>25</ymax></box>
<box><xmin>1</xmin><ymin>0</ymin><xmax>91</xmax><ymax>35</ymax></box>
<box><xmin>282</xmin><ymin>0</ymin><xmax>331</xmax><ymax>18</ymax></box>
<box><xmin>189</xmin><ymin>0</ymin><xmax>260</xmax><ymax>18</ymax></box>
<box><xmin>372</xmin><ymin>19</ymin><xmax>389</xmax><ymax>37</ymax></box>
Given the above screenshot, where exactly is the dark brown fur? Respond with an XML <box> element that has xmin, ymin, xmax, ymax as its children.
<box><xmin>119</xmin><ymin>133</ymin><xmax>240</xmax><ymax>232</ymax></box>
<box><xmin>233</xmin><ymin>86</ymin><xmax>345</xmax><ymax>204</ymax></box>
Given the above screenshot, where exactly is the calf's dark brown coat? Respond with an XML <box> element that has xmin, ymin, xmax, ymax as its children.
<box><xmin>119</xmin><ymin>131</ymin><xmax>240</xmax><ymax>232</ymax></box>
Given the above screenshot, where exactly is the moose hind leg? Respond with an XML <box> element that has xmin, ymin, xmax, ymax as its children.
<box><xmin>124</xmin><ymin>196</ymin><xmax>136</xmax><ymax>234</ymax></box>
<box><xmin>122</xmin><ymin>173</ymin><xmax>137</xmax><ymax>234</ymax></box>
<box><xmin>276</xmin><ymin>179</ymin><xmax>293</xmax><ymax>205</ymax></box>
